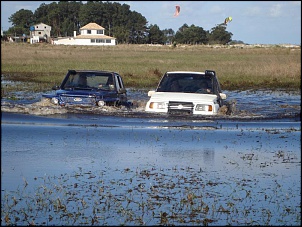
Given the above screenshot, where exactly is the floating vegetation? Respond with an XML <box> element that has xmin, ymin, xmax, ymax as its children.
<box><xmin>1</xmin><ymin>165</ymin><xmax>301</xmax><ymax>226</ymax></box>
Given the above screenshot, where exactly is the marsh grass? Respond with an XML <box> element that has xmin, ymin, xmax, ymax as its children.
<box><xmin>1</xmin><ymin>42</ymin><xmax>301</xmax><ymax>94</ymax></box>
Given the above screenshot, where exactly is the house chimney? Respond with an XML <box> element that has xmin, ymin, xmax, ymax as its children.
<box><xmin>74</xmin><ymin>31</ymin><xmax>76</xmax><ymax>37</ymax></box>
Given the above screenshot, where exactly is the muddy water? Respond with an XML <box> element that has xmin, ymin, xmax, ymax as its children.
<box><xmin>1</xmin><ymin>88</ymin><xmax>301</xmax><ymax>121</ymax></box>
<box><xmin>1</xmin><ymin>88</ymin><xmax>301</xmax><ymax>225</ymax></box>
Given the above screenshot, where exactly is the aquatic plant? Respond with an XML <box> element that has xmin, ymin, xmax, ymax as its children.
<box><xmin>1</xmin><ymin>164</ymin><xmax>300</xmax><ymax>226</ymax></box>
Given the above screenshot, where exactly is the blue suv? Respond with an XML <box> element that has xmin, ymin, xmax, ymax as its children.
<box><xmin>42</xmin><ymin>70</ymin><xmax>132</xmax><ymax>107</ymax></box>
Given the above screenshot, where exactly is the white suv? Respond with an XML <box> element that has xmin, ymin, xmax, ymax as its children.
<box><xmin>145</xmin><ymin>70</ymin><xmax>226</xmax><ymax>115</ymax></box>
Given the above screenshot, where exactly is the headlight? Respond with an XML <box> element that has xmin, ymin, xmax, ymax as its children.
<box><xmin>195</xmin><ymin>104</ymin><xmax>212</xmax><ymax>112</ymax></box>
<box><xmin>51</xmin><ymin>97</ymin><xmax>59</xmax><ymax>104</ymax></box>
<box><xmin>97</xmin><ymin>100</ymin><xmax>105</xmax><ymax>106</ymax></box>
<box><xmin>149</xmin><ymin>102</ymin><xmax>166</xmax><ymax>109</ymax></box>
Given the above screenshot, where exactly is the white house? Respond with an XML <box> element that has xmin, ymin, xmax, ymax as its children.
<box><xmin>30</xmin><ymin>23</ymin><xmax>51</xmax><ymax>44</ymax></box>
<box><xmin>53</xmin><ymin>22</ymin><xmax>116</xmax><ymax>46</ymax></box>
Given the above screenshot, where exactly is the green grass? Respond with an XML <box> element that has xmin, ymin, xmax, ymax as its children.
<box><xmin>1</xmin><ymin>42</ymin><xmax>301</xmax><ymax>94</ymax></box>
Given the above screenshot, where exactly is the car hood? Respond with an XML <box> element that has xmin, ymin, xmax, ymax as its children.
<box><xmin>56</xmin><ymin>89</ymin><xmax>114</xmax><ymax>96</ymax></box>
<box><xmin>149</xmin><ymin>92</ymin><xmax>218</xmax><ymax>103</ymax></box>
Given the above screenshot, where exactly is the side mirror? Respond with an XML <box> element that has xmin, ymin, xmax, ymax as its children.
<box><xmin>220</xmin><ymin>93</ymin><xmax>227</xmax><ymax>100</ymax></box>
<box><xmin>52</xmin><ymin>85</ymin><xmax>60</xmax><ymax>90</ymax></box>
<box><xmin>205</xmin><ymin>70</ymin><xmax>216</xmax><ymax>76</ymax></box>
<box><xmin>148</xmin><ymin>90</ymin><xmax>155</xmax><ymax>96</ymax></box>
<box><xmin>118</xmin><ymin>88</ymin><xmax>126</xmax><ymax>94</ymax></box>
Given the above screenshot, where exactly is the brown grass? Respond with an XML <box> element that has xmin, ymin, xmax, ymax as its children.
<box><xmin>1</xmin><ymin>42</ymin><xmax>301</xmax><ymax>91</ymax></box>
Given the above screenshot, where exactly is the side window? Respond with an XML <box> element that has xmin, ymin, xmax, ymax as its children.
<box><xmin>115</xmin><ymin>74</ymin><xmax>124</xmax><ymax>91</ymax></box>
<box><xmin>119</xmin><ymin>76</ymin><xmax>124</xmax><ymax>89</ymax></box>
<box><xmin>63</xmin><ymin>74</ymin><xmax>76</xmax><ymax>87</ymax></box>
<box><xmin>214</xmin><ymin>77</ymin><xmax>222</xmax><ymax>93</ymax></box>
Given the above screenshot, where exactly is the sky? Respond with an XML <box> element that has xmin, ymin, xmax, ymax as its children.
<box><xmin>1</xmin><ymin>1</ymin><xmax>301</xmax><ymax>45</ymax></box>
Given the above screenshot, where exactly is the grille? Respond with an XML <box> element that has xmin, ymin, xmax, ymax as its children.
<box><xmin>60</xmin><ymin>95</ymin><xmax>96</xmax><ymax>106</ymax></box>
<box><xmin>168</xmin><ymin>101</ymin><xmax>194</xmax><ymax>114</ymax></box>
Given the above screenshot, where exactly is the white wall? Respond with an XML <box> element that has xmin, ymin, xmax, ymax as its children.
<box><xmin>30</xmin><ymin>36</ymin><xmax>40</xmax><ymax>44</ymax></box>
<box><xmin>53</xmin><ymin>38</ymin><xmax>116</xmax><ymax>46</ymax></box>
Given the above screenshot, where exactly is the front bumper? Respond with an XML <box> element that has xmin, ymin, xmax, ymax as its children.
<box><xmin>42</xmin><ymin>94</ymin><xmax>111</xmax><ymax>106</ymax></box>
<box><xmin>145</xmin><ymin>100</ymin><xmax>219</xmax><ymax>115</ymax></box>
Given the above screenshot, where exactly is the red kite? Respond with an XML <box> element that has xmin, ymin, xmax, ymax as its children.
<box><xmin>174</xmin><ymin>5</ymin><xmax>180</xmax><ymax>17</ymax></box>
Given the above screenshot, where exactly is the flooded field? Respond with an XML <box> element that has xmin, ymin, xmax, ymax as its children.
<box><xmin>1</xmin><ymin>87</ymin><xmax>301</xmax><ymax>121</ymax></box>
<box><xmin>1</xmin><ymin>87</ymin><xmax>301</xmax><ymax>225</ymax></box>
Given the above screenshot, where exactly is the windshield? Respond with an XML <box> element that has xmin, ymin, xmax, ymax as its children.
<box><xmin>62</xmin><ymin>72</ymin><xmax>115</xmax><ymax>90</ymax></box>
<box><xmin>156</xmin><ymin>73</ymin><xmax>214</xmax><ymax>94</ymax></box>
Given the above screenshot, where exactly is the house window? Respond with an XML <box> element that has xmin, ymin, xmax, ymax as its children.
<box><xmin>106</xmin><ymin>39</ymin><xmax>111</xmax><ymax>43</ymax></box>
<box><xmin>87</xmin><ymin>30</ymin><xmax>91</xmax><ymax>34</ymax></box>
<box><xmin>96</xmin><ymin>39</ymin><xmax>105</xmax><ymax>43</ymax></box>
<box><xmin>38</xmin><ymin>32</ymin><xmax>42</xmax><ymax>35</ymax></box>
<box><xmin>91</xmin><ymin>39</ymin><xmax>95</xmax><ymax>43</ymax></box>
<box><xmin>97</xmin><ymin>30</ymin><xmax>103</xmax><ymax>34</ymax></box>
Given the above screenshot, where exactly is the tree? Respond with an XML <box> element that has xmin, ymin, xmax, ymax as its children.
<box><xmin>162</xmin><ymin>28</ymin><xmax>175</xmax><ymax>44</ymax></box>
<box><xmin>112</xmin><ymin>26</ymin><xmax>130</xmax><ymax>44</ymax></box>
<box><xmin>8</xmin><ymin>9</ymin><xmax>35</xmax><ymax>35</ymax></box>
<box><xmin>5</xmin><ymin>1</ymin><xmax>236</xmax><ymax>44</ymax></box>
<box><xmin>174</xmin><ymin>24</ymin><xmax>208</xmax><ymax>45</ymax></box>
<box><xmin>34</xmin><ymin>2</ymin><xmax>61</xmax><ymax>37</ymax></box>
<box><xmin>127</xmin><ymin>11</ymin><xmax>148</xmax><ymax>44</ymax></box>
<box><xmin>174</xmin><ymin>24</ymin><xmax>189</xmax><ymax>44</ymax></box>
<box><xmin>208</xmin><ymin>25</ymin><xmax>233</xmax><ymax>45</ymax></box>
<box><xmin>110</xmin><ymin>3</ymin><xmax>132</xmax><ymax>43</ymax></box>
<box><xmin>184</xmin><ymin>25</ymin><xmax>208</xmax><ymax>45</ymax></box>
<box><xmin>147</xmin><ymin>24</ymin><xmax>165</xmax><ymax>44</ymax></box>
<box><xmin>57</xmin><ymin>1</ymin><xmax>82</xmax><ymax>36</ymax></box>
